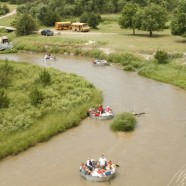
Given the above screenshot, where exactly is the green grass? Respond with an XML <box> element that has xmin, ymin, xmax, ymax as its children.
<box><xmin>0</xmin><ymin>59</ymin><xmax>102</xmax><ymax>159</ymax></box>
<box><xmin>3</xmin><ymin>3</ymin><xmax>17</xmax><ymax>12</ymax></box>
<box><xmin>139</xmin><ymin>62</ymin><xmax>186</xmax><ymax>90</ymax></box>
<box><xmin>0</xmin><ymin>3</ymin><xmax>17</xmax><ymax>26</ymax></box>
<box><xmin>0</xmin><ymin>14</ymin><xmax>16</xmax><ymax>26</ymax></box>
<box><xmin>1</xmin><ymin>12</ymin><xmax>186</xmax><ymax>54</ymax></box>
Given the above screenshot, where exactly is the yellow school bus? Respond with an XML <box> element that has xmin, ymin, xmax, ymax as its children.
<box><xmin>55</xmin><ymin>22</ymin><xmax>72</xmax><ymax>30</ymax></box>
<box><xmin>71</xmin><ymin>22</ymin><xmax>90</xmax><ymax>32</ymax></box>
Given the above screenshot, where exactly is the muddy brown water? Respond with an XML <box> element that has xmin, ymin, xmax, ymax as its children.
<box><xmin>0</xmin><ymin>53</ymin><xmax>186</xmax><ymax>186</ymax></box>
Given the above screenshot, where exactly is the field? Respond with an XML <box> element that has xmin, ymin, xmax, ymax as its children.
<box><xmin>1</xmin><ymin>12</ymin><xmax>186</xmax><ymax>55</ymax></box>
<box><xmin>52</xmin><ymin>14</ymin><xmax>186</xmax><ymax>55</ymax></box>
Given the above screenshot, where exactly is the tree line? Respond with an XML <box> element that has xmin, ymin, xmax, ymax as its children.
<box><xmin>119</xmin><ymin>0</ymin><xmax>186</xmax><ymax>37</ymax></box>
<box><xmin>0</xmin><ymin>3</ymin><xmax>9</xmax><ymax>15</ymax></box>
<box><xmin>8</xmin><ymin>0</ymin><xmax>185</xmax><ymax>37</ymax></box>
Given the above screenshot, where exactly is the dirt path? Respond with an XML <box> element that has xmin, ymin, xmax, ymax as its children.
<box><xmin>0</xmin><ymin>9</ymin><xmax>16</xmax><ymax>19</ymax></box>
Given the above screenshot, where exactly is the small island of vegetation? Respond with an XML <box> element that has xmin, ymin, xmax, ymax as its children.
<box><xmin>111</xmin><ymin>112</ymin><xmax>137</xmax><ymax>132</ymax></box>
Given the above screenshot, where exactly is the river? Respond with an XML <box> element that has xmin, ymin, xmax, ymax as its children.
<box><xmin>0</xmin><ymin>53</ymin><xmax>186</xmax><ymax>186</ymax></box>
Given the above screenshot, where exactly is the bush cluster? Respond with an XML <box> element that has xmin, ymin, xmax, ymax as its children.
<box><xmin>111</xmin><ymin>112</ymin><xmax>137</xmax><ymax>132</ymax></box>
<box><xmin>154</xmin><ymin>50</ymin><xmax>169</xmax><ymax>64</ymax></box>
<box><xmin>0</xmin><ymin>90</ymin><xmax>9</xmax><ymax>109</ymax></box>
<box><xmin>39</xmin><ymin>70</ymin><xmax>51</xmax><ymax>86</ymax></box>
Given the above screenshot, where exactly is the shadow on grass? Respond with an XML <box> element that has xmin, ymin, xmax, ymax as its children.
<box><xmin>123</xmin><ymin>33</ymin><xmax>170</xmax><ymax>38</ymax></box>
<box><xmin>175</xmin><ymin>39</ymin><xmax>186</xmax><ymax>44</ymax></box>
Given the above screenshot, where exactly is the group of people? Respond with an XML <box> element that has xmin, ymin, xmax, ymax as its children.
<box><xmin>80</xmin><ymin>155</ymin><xmax>116</xmax><ymax>177</ymax></box>
<box><xmin>92</xmin><ymin>104</ymin><xmax>113</xmax><ymax>117</ymax></box>
<box><xmin>92</xmin><ymin>59</ymin><xmax>108</xmax><ymax>65</ymax></box>
<box><xmin>44</xmin><ymin>53</ymin><xmax>56</xmax><ymax>60</ymax></box>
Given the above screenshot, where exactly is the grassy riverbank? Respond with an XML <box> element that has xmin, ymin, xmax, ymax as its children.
<box><xmin>0</xmin><ymin>59</ymin><xmax>102</xmax><ymax>159</ymax></box>
<box><xmin>6</xmin><ymin>34</ymin><xmax>185</xmax><ymax>90</ymax></box>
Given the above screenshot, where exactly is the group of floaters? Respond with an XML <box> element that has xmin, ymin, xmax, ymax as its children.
<box><xmin>80</xmin><ymin>155</ymin><xmax>116</xmax><ymax>177</ymax></box>
<box><xmin>44</xmin><ymin>53</ymin><xmax>56</xmax><ymax>60</ymax></box>
<box><xmin>89</xmin><ymin>104</ymin><xmax>113</xmax><ymax>117</ymax></box>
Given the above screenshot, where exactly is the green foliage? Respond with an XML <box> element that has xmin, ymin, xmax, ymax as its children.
<box><xmin>0</xmin><ymin>89</ymin><xmax>9</xmax><ymax>109</ymax></box>
<box><xmin>40</xmin><ymin>9</ymin><xmax>60</xmax><ymax>27</ymax></box>
<box><xmin>39</xmin><ymin>70</ymin><xmax>51</xmax><ymax>86</ymax></box>
<box><xmin>0</xmin><ymin>60</ymin><xmax>102</xmax><ymax>159</ymax></box>
<box><xmin>80</xmin><ymin>12</ymin><xmax>89</xmax><ymax>23</ymax></box>
<box><xmin>88</xmin><ymin>12</ymin><xmax>100</xmax><ymax>28</ymax></box>
<box><xmin>0</xmin><ymin>3</ymin><xmax>9</xmax><ymax>15</ymax></box>
<box><xmin>139</xmin><ymin>3</ymin><xmax>168</xmax><ymax>36</ymax></box>
<box><xmin>124</xmin><ymin>65</ymin><xmax>135</xmax><ymax>71</ymax></box>
<box><xmin>15</xmin><ymin>0</ymin><xmax>124</xmax><ymax>23</ymax></box>
<box><xmin>154</xmin><ymin>50</ymin><xmax>169</xmax><ymax>64</ymax></box>
<box><xmin>111</xmin><ymin>112</ymin><xmax>137</xmax><ymax>132</ymax></box>
<box><xmin>171</xmin><ymin>0</ymin><xmax>186</xmax><ymax>36</ymax></box>
<box><xmin>0</xmin><ymin>61</ymin><xmax>100</xmax><ymax>133</ymax></box>
<box><xmin>0</xmin><ymin>60</ymin><xmax>13</xmax><ymax>88</ymax></box>
<box><xmin>138</xmin><ymin>62</ymin><xmax>186</xmax><ymax>90</ymax></box>
<box><xmin>119</xmin><ymin>2</ymin><xmax>168</xmax><ymax>36</ymax></box>
<box><xmin>119</xmin><ymin>3</ymin><xmax>139</xmax><ymax>35</ymax></box>
<box><xmin>107</xmin><ymin>52</ymin><xmax>140</xmax><ymax>66</ymax></box>
<box><xmin>15</xmin><ymin>13</ymin><xmax>38</xmax><ymax>36</ymax></box>
<box><xmin>80</xmin><ymin>12</ymin><xmax>102</xmax><ymax>28</ymax></box>
<box><xmin>30</xmin><ymin>88</ymin><xmax>44</xmax><ymax>106</ymax></box>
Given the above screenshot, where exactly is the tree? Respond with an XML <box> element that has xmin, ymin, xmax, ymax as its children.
<box><xmin>88</xmin><ymin>12</ymin><xmax>99</xmax><ymax>28</ymax></box>
<box><xmin>139</xmin><ymin>3</ymin><xmax>168</xmax><ymax>36</ymax></box>
<box><xmin>15</xmin><ymin>13</ymin><xmax>38</xmax><ymax>36</ymax></box>
<box><xmin>41</xmin><ymin>9</ymin><xmax>60</xmax><ymax>26</ymax></box>
<box><xmin>74</xmin><ymin>0</ymin><xmax>84</xmax><ymax>16</ymax></box>
<box><xmin>80</xmin><ymin>12</ymin><xmax>89</xmax><ymax>23</ymax></box>
<box><xmin>171</xmin><ymin>0</ymin><xmax>186</xmax><ymax>36</ymax></box>
<box><xmin>119</xmin><ymin>3</ymin><xmax>139</xmax><ymax>35</ymax></box>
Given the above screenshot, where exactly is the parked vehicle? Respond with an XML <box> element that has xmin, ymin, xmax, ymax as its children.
<box><xmin>41</xmin><ymin>29</ymin><xmax>54</xmax><ymax>36</ymax></box>
<box><xmin>0</xmin><ymin>36</ymin><xmax>13</xmax><ymax>51</ymax></box>
<box><xmin>55</xmin><ymin>22</ymin><xmax>72</xmax><ymax>30</ymax></box>
<box><xmin>71</xmin><ymin>22</ymin><xmax>90</xmax><ymax>32</ymax></box>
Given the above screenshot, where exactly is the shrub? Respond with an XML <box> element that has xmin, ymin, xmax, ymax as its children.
<box><xmin>15</xmin><ymin>13</ymin><xmax>38</xmax><ymax>36</ymax></box>
<box><xmin>0</xmin><ymin>90</ymin><xmax>9</xmax><ymax>109</ymax></box>
<box><xmin>111</xmin><ymin>112</ymin><xmax>137</xmax><ymax>132</ymax></box>
<box><xmin>124</xmin><ymin>65</ymin><xmax>135</xmax><ymax>71</ymax></box>
<box><xmin>39</xmin><ymin>70</ymin><xmax>51</xmax><ymax>86</ymax></box>
<box><xmin>154</xmin><ymin>50</ymin><xmax>169</xmax><ymax>64</ymax></box>
<box><xmin>0</xmin><ymin>61</ymin><xmax>13</xmax><ymax>88</ymax></box>
<box><xmin>30</xmin><ymin>88</ymin><xmax>44</xmax><ymax>106</ymax></box>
